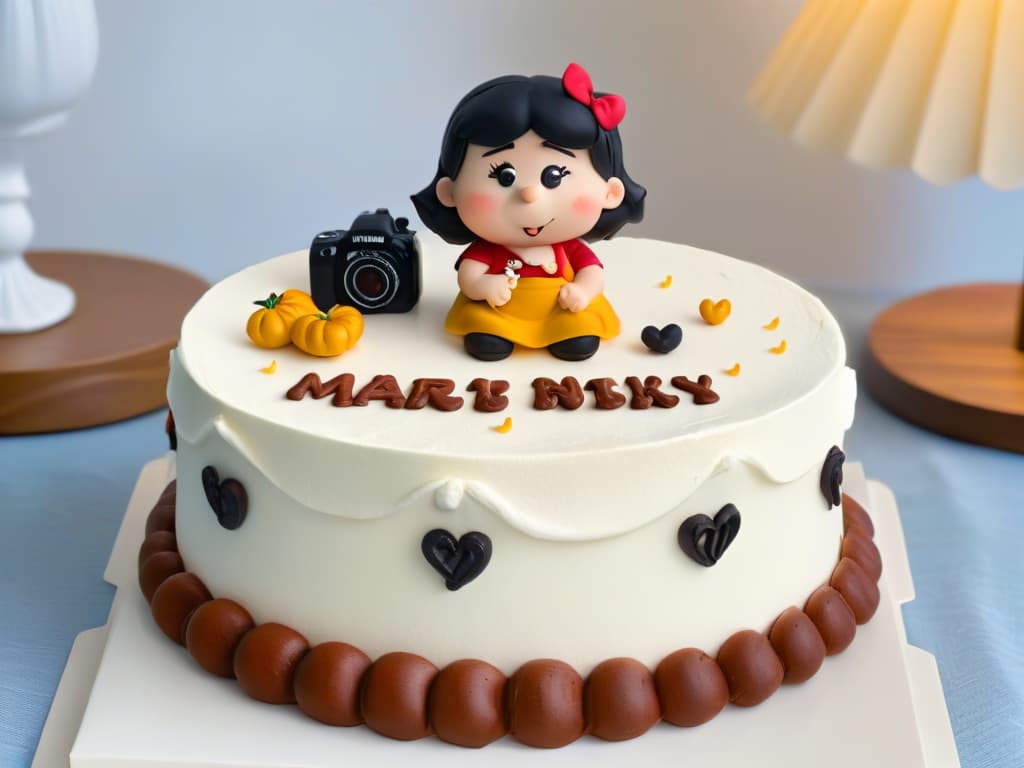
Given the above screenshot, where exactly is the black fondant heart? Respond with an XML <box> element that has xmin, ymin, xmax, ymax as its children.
<box><xmin>677</xmin><ymin>504</ymin><xmax>741</xmax><ymax>567</ymax></box>
<box><xmin>421</xmin><ymin>528</ymin><xmax>492</xmax><ymax>591</ymax></box>
<box><xmin>641</xmin><ymin>324</ymin><xmax>682</xmax><ymax>354</ymax></box>
<box><xmin>201</xmin><ymin>465</ymin><xmax>248</xmax><ymax>530</ymax></box>
<box><xmin>820</xmin><ymin>446</ymin><xmax>845</xmax><ymax>508</ymax></box>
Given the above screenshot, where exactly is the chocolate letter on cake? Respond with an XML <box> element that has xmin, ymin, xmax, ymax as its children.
<box><xmin>286</xmin><ymin>373</ymin><xmax>355</xmax><ymax>407</ymax></box>
<box><xmin>468</xmin><ymin>378</ymin><xmax>510</xmax><ymax>413</ymax></box>
<box><xmin>404</xmin><ymin>379</ymin><xmax>464</xmax><ymax>411</ymax></box>
<box><xmin>624</xmin><ymin>376</ymin><xmax>680</xmax><ymax>410</ymax></box>
<box><xmin>353</xmin><ymin>375</ymin><xmax>406</xmax><ymax>408</ymax></box>
<box><xmin>532</xmin><ymin>377</ymin><xmax>585</xmax><ymax>410</ymax></box>
<box><xmin>584</xmin><ymin>378</ymin><xmax>627</xmax><ymax>410</ymax></box>
<box><xmin>671</xmin><ymin>374</ymin><xmax>720</xmax><ymax>405</ymax></box>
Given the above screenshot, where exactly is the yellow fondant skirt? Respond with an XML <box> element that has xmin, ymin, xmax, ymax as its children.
<box><xmin>445</xmin><ymin>276</ymin><xmax>620</xmax><ymax>349</ymax></box>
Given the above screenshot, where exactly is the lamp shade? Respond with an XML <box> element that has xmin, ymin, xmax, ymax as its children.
<box><xmin>749</xmin><ymin>0</ymin><xmax>1024</xmax><ymax>190</ymax></box>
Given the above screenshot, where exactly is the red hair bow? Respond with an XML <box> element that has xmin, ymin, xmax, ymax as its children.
<box><xmin>562</xmin><ymin>62</ymin><xmax>626</xmax><ymax>131</ymax></box>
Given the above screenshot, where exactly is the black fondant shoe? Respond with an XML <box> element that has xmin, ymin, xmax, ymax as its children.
<box><xmin>547</xmin><ymin>335</ymin><xmax>600</xmax><ymax>361</ymax></box>
<box><xmin>464</xmin><ymin>333</ymin><xmax>514</xmax><ymax>361</ymax></box>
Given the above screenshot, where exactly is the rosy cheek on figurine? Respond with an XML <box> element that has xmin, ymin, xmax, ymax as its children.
<box><xmin>412</xmin><ymin>62</ymin><xmax>646</xmax><ymax>362</ymax></box>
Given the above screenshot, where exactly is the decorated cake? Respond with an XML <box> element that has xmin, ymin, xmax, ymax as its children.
<box><xmin>137</xmin><ymin>64</ymin><xmax>882</xmax><ymax>749</ymax></box>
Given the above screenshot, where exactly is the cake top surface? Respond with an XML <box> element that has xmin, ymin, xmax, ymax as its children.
<box><xmin>176</xmin><ymin>236</ymin><xmax>847</xmax><ymax>461</ymax></box>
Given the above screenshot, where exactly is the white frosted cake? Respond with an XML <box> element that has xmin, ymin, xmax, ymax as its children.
<box><xmin>142</xmin><ymin>235</ymin><xmax>881</xmax><ymax>748</ymax></box>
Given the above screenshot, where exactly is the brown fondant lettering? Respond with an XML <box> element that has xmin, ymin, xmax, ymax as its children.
<box><xmin>624</xmin><ymin>376</ymin><xmax>680</xmax><ymax>410</ymax></box>
<box><xmin>404</xmin><ymin>378</ymin><xmax>464</xmax><ymax>411</ymax></box>
<box><xmin>468</xmin><ymin>378</ymin><xmax>510</xmax><ymax>413</ymax></box>
<box><xmin>532</xmin><ymin>377</ymin><xmax>585</xmax><ymax>410</ymax></box>
<box><xmin>353</xmin><ymin>375</ymin><xmax>406</xmax><ymax>408</ymax></box>
<box><xmin>584</xmin><ymin>378</ymin><xmax>626</xmax><ymax>410</ymax></box>
<box><xmin>670</xmin><ymin>374</ymin><xmax>720</xmax><ymax>405</ymax></box>
<box><xmin>286</xmin><ymin>372</ymin><xmax>355</xmax><ymax>407</ymax></box>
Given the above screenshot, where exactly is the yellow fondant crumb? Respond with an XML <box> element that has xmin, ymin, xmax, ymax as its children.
<box><xmin>725</xmin><ymin>363</ymin><xmax>741</xmax><ymax>376</ymax></box>
<box><xmin>492</xmin><ymin>417</ymin><xmax>513</xmax><ymax>434</ymax></box>
<box><xmin>699</xmin><ymin>298</ymin><xmax>731</xmax><ymax>325</ymax></box>
<box><xmin>659</xmin><ymin>274</ymin><xmax>673</xmax><ymax>289</ymax></box>
<box><xmin>260</xmin><ymin>360</ymin><xmax>278</xmax><ymax>374</ymax></box>
<box><xmin>763</xmin><ymin>316</ymin><xmax>780</xmax><ymax>331</ymax></box>
<box><xmin>770</xmin><ymin>340</ymin><xmax>788</xmax><ymax>355</ymax></box>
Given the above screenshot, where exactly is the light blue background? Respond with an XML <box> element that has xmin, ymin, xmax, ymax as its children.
<box><xmin>2</xmin><ymin>1</ymin><xmax>1023</xmax><ymax>765</ymax></box>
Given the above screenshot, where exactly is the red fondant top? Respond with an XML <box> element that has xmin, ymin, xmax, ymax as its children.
<box><xmin>456</xmin><ymin>240</ymin><xmax>603</xmax><ymax>281</ymax></box>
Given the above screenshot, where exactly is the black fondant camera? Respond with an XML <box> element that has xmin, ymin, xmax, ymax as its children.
<box><xmin>309</xmin><ymin>208</ymin><xmax>421</xmax><ymax>314</ymax></box>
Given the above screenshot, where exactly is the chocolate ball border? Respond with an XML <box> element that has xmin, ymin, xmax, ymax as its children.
<box><xmin>138</xmin><ymin>486</ymin><xmax>882</xmax><ymax>749</ymax></box>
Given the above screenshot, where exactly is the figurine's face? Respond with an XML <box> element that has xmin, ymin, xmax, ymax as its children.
<box><xmin>436</xmin><ymin>130</ymin><xmax>625</xmax><ymax>247</ymax></box>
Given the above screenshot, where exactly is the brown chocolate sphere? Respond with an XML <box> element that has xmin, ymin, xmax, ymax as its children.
<box><xmin>506</xmin><ymin>659</ymin><xmax>585</xmax><ymax>748</ymax></box>
<box><xmin>716</xmin><ymin>630</ymin><xmax>783</xmax><ymax>707</ymax></box>
<box><xmin>156</xmin><ymin>479</ymin><xmax>177</xmax><ymax>504</ymax></box>
<box><xmin>585</xmin><ymin>657</ymin><xmax>660</xmax><ymax>741</ymax></box>
<box><xmin>804</xmin><ymin>585</ymin><xmax>857</xmax><ymax>654</ymax></box>
<box><xmin>145</xmin><ymin>499</ymin><xmax>176</xmax><ymax>536</ymax></box>
<box><xmin>842</xmin><ymin>529</ymin><xmax>883</xmax><ymax>582</ymax></box>
<box><xmin>842</xmin><ymin>493</ymin><xmax>874</xmax><ymax>538</ymax></box>
<box><xmin>295</xmin><ymin>642</ymin><xmax>372</xmax><ymax>727</ymax></box>
<box><xmin>430</xmin><ymin>659</ymin><xmax>507</xmax><ymax>747</ymax></box>
<box><xmin>769</xmin><ymin>607</ymin><xmax>826</xmax><ymax>684</ymax></box>
<box><xmin>361</xmin><ymin>652</ymin><xmax>438</xmax><ymax>741</ymax></box>
<box><xmin>654</xmin><ymin>647</ymin><xmax>729</xmax><ymax>727</ymax></box>
<box><xmin>150</xmin><ymin>571</ymin><xmax>211</xmax><ymax>645</ymax></box>
<box><xmin>138</xmin><ymin>550</ymin><xmax>184</xmax><ymax>604</ymax></box>
<box><xmin>233</xmin><ymin>623</ymin><xmax>309</xmax><ymax>704</ymax></box>
<box><xmin>137</xmin><ymin>530</ymin><xmax>178</xmax><ymax>567</ymax></box>
<box><xmin>185</xmin><ymin>598</ymin><xmax>254</xmax><ymax>678</ymax></box>
<box><xmin>831</xmin><ymin>557</ymin><xmax>881</xmax><ymax>624</ymax></box>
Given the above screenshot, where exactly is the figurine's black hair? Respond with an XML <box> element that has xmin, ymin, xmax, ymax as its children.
<box><xmin>412</xmin><ymin>73</ymin><xmax>646</xmax><ymax>244</ymax></box>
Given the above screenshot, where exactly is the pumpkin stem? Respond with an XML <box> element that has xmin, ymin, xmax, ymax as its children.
<box><xmin>252</xmin><ymin>292</ymin><xmax>282</xmax><ymax>309</ymax></box>
<box><xmin>316</xmin><ymin>312</ymin><xmax>331</xmax><ymax>320</ymax></box>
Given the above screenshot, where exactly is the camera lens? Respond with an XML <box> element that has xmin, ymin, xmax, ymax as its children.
<box><xmin>342</xmin><ymin>250</ymin><xmax>400</xmax><ymax>310</ymax></box>
<box><xmin>355</xmin><ymin>268</ymin><xmax>385</xmax><ymax>299</ymax></box>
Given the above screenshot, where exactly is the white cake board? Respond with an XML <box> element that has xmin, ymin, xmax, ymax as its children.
<box><xmin>34</xmin><ymin>458</ymin><xmax>961</xmax><ymax>768</ymax></box>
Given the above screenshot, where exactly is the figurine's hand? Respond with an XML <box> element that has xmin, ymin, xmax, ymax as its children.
<box><xmin>483</xmin><ymin>275</ymin><xmax>514</xmax><ymax>308</ymax></box>
<box><xmin>558</xmin><ymin>282</ymin><xmax>592</xmax><ymax>313</ymax></box>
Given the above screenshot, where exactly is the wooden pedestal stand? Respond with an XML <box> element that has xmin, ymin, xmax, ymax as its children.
<box><xmin>864</xmin><ymin>283</ymin><xmax>1024</xmax><ymax>454</ymax></box>
<box><xmin>0</xmin><ymin>251</ymin><xmax>207</xmax><ymax>434</ymax></box>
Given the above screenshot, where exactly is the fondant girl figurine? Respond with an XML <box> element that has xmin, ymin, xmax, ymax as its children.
<box><xmin>413</xmin><ymin>63</ymin><xmax>646</xmax><ymax>361</ymax></box>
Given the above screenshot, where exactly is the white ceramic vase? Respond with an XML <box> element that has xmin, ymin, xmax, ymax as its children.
<box><xmin>0</xmin><ymin>0</ymin><xmax>98</xmax><ymax>333</ymax></box>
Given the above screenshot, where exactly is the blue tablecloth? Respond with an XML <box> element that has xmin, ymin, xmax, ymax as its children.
<box><xmin>1</xmin><ymin>291</ymin><xmax>1021</xmax><ymax>767</ymax></box>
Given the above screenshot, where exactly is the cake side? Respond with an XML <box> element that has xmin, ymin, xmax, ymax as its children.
<box><xmin>139</xmin><ymin>483</ymin><xmax>882</xmax><ymax>747</ymax></box>
<box><xmin>166</xmin><ymin>236</ymin><xmax>854</xmax><ymax>672</ymax></box>
<box><xmin>170</xmin><ymin>237</ymin><xmax>854</xmax><ymax>535</ymax></box>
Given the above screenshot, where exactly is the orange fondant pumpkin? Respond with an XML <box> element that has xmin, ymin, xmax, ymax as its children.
<box><xmin>246</xmin><ymin>290</ymin><xmax>319</xmax><ymax>349</ymax></box>
<box><xmin>290</xmin><ymin>305</ymin><xmax>364</xmax><ymax>357</ymax></box>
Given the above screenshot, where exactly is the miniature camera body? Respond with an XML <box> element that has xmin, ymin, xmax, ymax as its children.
<box><xmin>309</xmin><ymin>209</ymin><xmax>421</xmax><ymax>314</ymax></box>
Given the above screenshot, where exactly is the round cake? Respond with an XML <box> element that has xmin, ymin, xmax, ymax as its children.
<box><xmin>165</xmin><ymin>235</ymin><xmax>856</xmax><ymax>676</ymax></box>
